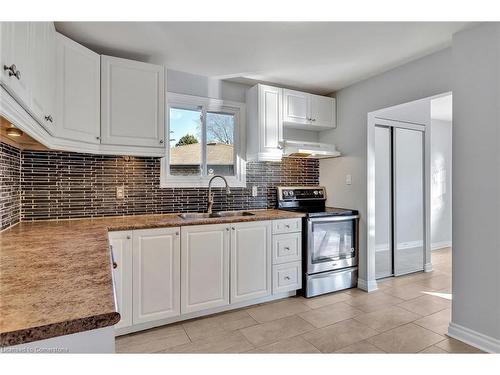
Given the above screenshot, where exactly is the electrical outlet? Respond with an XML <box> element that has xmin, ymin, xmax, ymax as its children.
<box><xmin>252</xmin><ymin>186</ymin><xmax>258</xmax><ymax>197</ymax></box>
<box><xmin>345</xmin><ymin>174</ymin><xmax>352</xmax><ymax>185</ymax></box>
<box><xmin>116</xmin><ymin>186</ymin><xmax>125</xmax><ymax>199</ymax></box>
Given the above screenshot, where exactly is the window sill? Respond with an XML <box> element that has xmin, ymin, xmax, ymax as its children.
<box><xmin>159</xmin><ymin>175</ymin><xmax>247</xmax><ymax>189</ymax></box>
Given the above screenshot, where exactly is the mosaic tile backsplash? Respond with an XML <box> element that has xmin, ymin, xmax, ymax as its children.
<box><xmin>0</xmin><ymin>142</ymin><xmax>21</xmax><ymax>229</ymax></box>
<box><xmin>0</xmin><ymin>142</ymin><xmax>319</xmax><ymax>224</ymax></box>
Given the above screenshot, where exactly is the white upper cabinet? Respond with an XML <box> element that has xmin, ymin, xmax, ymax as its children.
<box><xmin>0</xmin><ymin>22</ymin><xmax>32</xmax><ymax>106</ymax></box>
<box><xmin>181</xmin><ymin>224</ymin><xmax>230</xmax><ymax>314</ymax></box>
<box><xmin>310</xmin><ymin>93</ymin><xmax>336</xmax><ymax>128</ymax></box>
<box><xmin>230</xmin><ymin>221</ymin><xmax>272</xmax><ymax>304</ymax></box>
<box><xmin>101</xmin><ymin>55</ymin><xmax>165</xmax><ymax>148</ymax></box>
<box><xmin>0</xmin><ymin>22</ymin><xmax>57</xmax><ymax>134</ymax></box>
<box><xmin>283</xmin><ymin>89</ymin><xmax>336</xmax><ymax>130</ymax></box>
<box><xmin>283</xmin><ymin>89</ymin><xmax>309</xmax><ymax>125</ymax></box>
<box><xmin>30</xmin><ymin>22</ymin><xmax>56</xmax><ymax>134</ymax></box>
<box><xmin>132</xmin><ymin>228</ymin><xmax>181</xmax><ymax>324</ymax></box>
<box><xmin>55</xmin><ymin>32</ymin><xmax>100</xmax><ymax>144</ymax></box>
<box><xmin>246</xmin><ymin>84</ymin><xmax>283</xmax><ymax>161</ymax></box>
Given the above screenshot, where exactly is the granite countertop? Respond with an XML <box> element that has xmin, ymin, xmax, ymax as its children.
<box><xmin>0</xmin><ymin>209</ymin><xmax>304</xmax><ymax>347</ymax></box>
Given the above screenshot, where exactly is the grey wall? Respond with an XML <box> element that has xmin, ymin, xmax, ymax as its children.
<box><xmin>430</xmin><ymin>118</ymin><xmax>452</xmax><ymax>248</ymax></box>
<box><xmin>167</xmin><ymin>69</ymin><xmax>250</xmax><ymax>102</ymax></box>
<box><xmin>451</xmin><ymin>23</ymin><xmax>500</xmax><ymax>342</ymax></box>
<box><xmin>319</xmin><ymin>48</ymin><xmax>452</xmax><ymax>283</ymax></box>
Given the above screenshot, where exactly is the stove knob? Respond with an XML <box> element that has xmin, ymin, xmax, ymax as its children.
<box><xmin>283</xmin><ymin>191</ymin><xmax>288</xmax><ymax>197</ymax></box>
<box><xmin>289</xmin><ymin>191</ymin><xmax>294</xmax><ymax>196</ymax></box>
<box><xmin>313</xmin><ymin>190</ymin><xmax>319</xmax><ymax>195</ymax></box>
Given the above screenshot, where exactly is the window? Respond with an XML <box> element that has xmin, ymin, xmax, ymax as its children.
<box><xmin>161</xmin><ymin>93</ymin><xmax>246</xmax><ymax>187</ymax></box>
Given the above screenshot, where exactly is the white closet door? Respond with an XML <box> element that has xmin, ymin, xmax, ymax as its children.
<box><xmin>375</xmin><ymin>126</ymin><xmax>393</xmax><ymax>279</ymax></box>
<box><xmin>394</xmin><ymin>128</ymin><xmax>424</xmax><ymax>275</ymax></box>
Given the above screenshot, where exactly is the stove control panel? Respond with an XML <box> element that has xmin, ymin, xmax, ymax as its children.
<box><xmin>277</xmin><ymin>186</ymin><xmax>326</xmax><ymax>201</ymax></box>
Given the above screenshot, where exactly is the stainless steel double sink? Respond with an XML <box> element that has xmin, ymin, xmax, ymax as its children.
<box><xmin>178</xmin><ymin>211</ymin><xmax>255</xmax><ymax>220</ymax></box>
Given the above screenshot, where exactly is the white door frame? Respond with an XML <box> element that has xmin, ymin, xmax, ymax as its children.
<box><xmin>365</xmin><ymin>94</ymin><xmax>451</xmax><ymax>291</ymax></box>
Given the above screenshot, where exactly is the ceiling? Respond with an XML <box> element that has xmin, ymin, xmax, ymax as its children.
<box><xmin>431</xmin><ymin>94</ymin><xmax>453</xmax><ymax>122</ymax></box>
<box><xmin>55</xmin><ymin>22</ymin><xmax>472</xmax><ymax>94</ymax></box>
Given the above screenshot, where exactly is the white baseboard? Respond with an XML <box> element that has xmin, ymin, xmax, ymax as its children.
<box><xmin>432</xmin><ymin>241</ymin><xmax>452</xmax><ymax>250</ymax></box>
<box><xmin>357</xmin><ymin>278</ymin><xmax>378</xmax><ymax>292</ymax></box>
<box><xmin>424</xmin><ymin>262</ymin><xmax>433</xmax><ymax>272</ymax></box>
<box><xmin>115</xmin><ymin>291</ymin><xmax>296</xmax><ymax>336</ymax></box>
<box><xmin>448</xmin><ymin>322</ymin><xmax>500</xmax><ymax>353</ymax></box>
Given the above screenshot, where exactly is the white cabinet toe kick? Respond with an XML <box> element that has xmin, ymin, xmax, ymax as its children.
<box><xmin>109</xmin><ymin>218</ymin><xmax>302</xmax><ymax>336</ymax></box>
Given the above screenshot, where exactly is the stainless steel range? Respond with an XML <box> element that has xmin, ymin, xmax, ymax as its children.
<box><xmin>277</xmin><ymin>186</ymin><xmax>359</xmax><ymax>297</ymax></box>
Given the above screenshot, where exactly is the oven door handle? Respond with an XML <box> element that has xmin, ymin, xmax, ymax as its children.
<box><xmin>308</xmin><ymin>215</ymin><xmax>359</xmax><ymax>223</ymax></box>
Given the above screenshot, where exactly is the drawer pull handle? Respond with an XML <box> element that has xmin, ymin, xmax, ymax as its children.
<box><xmin>284</xmin><ymin>246</ymin><xmax>290</xmax><ymax>251</ymax></box>
<box><xmin>285</xmin><ymin>224</ymin><xmax>290</xmax><ymax>228</ymax></box>
<box><xmin>284</xmin><ymin>276</ymin><xmax>291</xmax><ymax>280</ymax></box>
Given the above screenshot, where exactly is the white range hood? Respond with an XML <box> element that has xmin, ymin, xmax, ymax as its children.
<box><xmin>283</xmin><ymin>140</ymin><xmax>341</xmax><ymax>159</ymax></box>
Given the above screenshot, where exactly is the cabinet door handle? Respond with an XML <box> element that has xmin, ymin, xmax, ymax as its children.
<box><xmin>110</xmin><ymin>245</ymin><xmax>117</xmax><ymax>269</ymax></box>
<box><xmin>4</xmin><ymin>64</ymin><xmax>21</xmax><ymax>79</ymax></box>
<box><xmin>126</xmin><ymin>235</ymin><xmax>131</xmax><ymax>240</ymax></box>
<box><xmin>175</xmin><ymin>231</ymin><xmax>179</xmax><ymax>236</ymax></box>
<box><xmin>284</xmin><ymin>246</ymin><xmax>290</xmax><ymax>251</ymax></box>
<box><xmin>226</xmin><ymin>227</ymin><xmax>230</xmax><ymax>231</ymax></box>
<box><xmin>159</xmin><ymin>139</ymin><xmax>164</xmax><ymax>144</ymax></box>
<box><xmin>44</xmin><ymin>115</ymin><xmax>53</xmax><ymax>123</ymax></box>
<box><xmin>311</xmin><ymin>118</ymin><xmax>316</xmax><ymax>122</ymax></box>
<box><xmin>284</xmin><ymin>276</ymin><xmax>291</xmax><ymax>280</ymax></box>
<box><xmin>285</xmin><ymin>224</ymin><xmax>290</xmax><ymax>228</ymax></box>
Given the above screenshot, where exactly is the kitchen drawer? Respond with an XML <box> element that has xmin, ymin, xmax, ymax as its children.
<box><xmin>272</xmin><ymin>218</ymin><xmax>301</xmax><ymax>234</ymax></box>
<box><xmin>272</xmin><ymin>261</ymin><xmax>302</xmax><ymax>294</ymax></box>
<box><xmin>272</xmin><ymin>232</ymin><xmax>302</xmax><ymax>265</ymax></box>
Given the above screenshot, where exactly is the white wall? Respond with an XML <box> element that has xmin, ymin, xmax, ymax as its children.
<box><xmin>449</xmin><ymin>23</ymin><xmax>500</xmax><ymax>350</ymax></box>
<box><xmin>319</xmin><ymin>48</ymin><xmax>452</xmax><ymax>284</ymax></box>
<box><xmin>430</xmin><ymin>118</ymin><xmax>452</xmax><ymax>249</ymax></box>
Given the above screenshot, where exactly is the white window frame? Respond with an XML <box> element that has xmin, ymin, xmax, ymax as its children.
<box><xmin>160</xmin><ymin>92</ymin><xmax>247</xmax><ymax>188</ymax></box>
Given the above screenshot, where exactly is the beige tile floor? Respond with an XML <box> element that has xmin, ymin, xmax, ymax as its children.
<box><xmin>116</xmin><ymin>247</ymin><xmax>483</xmax><ymax>354</ymax></box>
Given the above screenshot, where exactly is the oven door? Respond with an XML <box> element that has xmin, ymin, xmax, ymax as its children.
<box><xmin>306</xmin><ymin>215</ymin><xmax>359</xmax><ymax>274</ymax></box>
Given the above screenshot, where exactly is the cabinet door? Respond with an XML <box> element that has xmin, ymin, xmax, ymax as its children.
<box><xmin>55</xmin><ymin>32</ymin><xmax>101</xmax><ymax>144</ymax></box>
<box><xmin>258</xmin><ymin>84</ymin><xmax>283</xmax><ymax>160</ymax></box>
<box><xmin>108</xmin><ymin>231</ymin><xmax>133</xmax><ymax>330</ymax></box>
<box><xmin>101</xmin><ymin>55</ymin><xmax>165</xmax><ymax>148</ymax></box>
<box><xmin>181</xmin><ymin>224</ymin><xmax>230</xmax><ymax>314</ymax></box>
<box><xmin>132</xmin><ymin>227</ymin><xmax>181</xmax><ymax>324</ymax></box>
<box><xmin>30</xmin><ymin>22</ymin><xmax>56</xmax><ymax>134</ymax></box>
<box><xmin>310</xmin><ymin>94</ymin><xmax>336</xmax><ymax>128</ymax></box>
<box><xmin>230</xmin><ymin>221</ymin><xmax>272</xmax><ymax>304</ymax></box>
<box><xmin>283</xmin><ymin>89</ymin><xmax>310</xmax><ymax>125</ymax></box>
<box><xmin>0</xmin><ymin>22</ymin><xmax>32</xmax><ymax>106</ymax></box>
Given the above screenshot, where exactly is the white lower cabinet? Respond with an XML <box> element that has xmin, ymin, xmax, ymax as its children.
<box><xmin>230</xmin><ymin>221</ymin><xmax>272</xmax><ymax>304</ymax></box>
<box><xmin>110</xmin><ymin>219</ymin><xmax>302</xmax><ymax>335</ymax></box>
<box><xmin>109</xmin><ymin>227</ymin><xmax>181</xmax><ymax>332</ymax></box>
<box><xmin>181</xmin><ymin>224</ymin><xmax>230</xmax><ymax>314</ymax></box>
<box><xmin>108</xmin><ymin>231</ymin><xmax>133</xmax><ymax>330</ymax></box>
<box><xmin>132</xmin><ymin>228</ymin><xmax>181</xmax><ymax>324</ymax></box>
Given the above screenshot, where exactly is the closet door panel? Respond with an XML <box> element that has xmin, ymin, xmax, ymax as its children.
<box><xmin>375</xmin><ymin>126</ymin><xmax>393</xmax><ymax>279</ymax></box>
<box><xmin>394</xmin><ymin>128</ymin><xmax>424</xmax><ymax>276</ymax></box>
